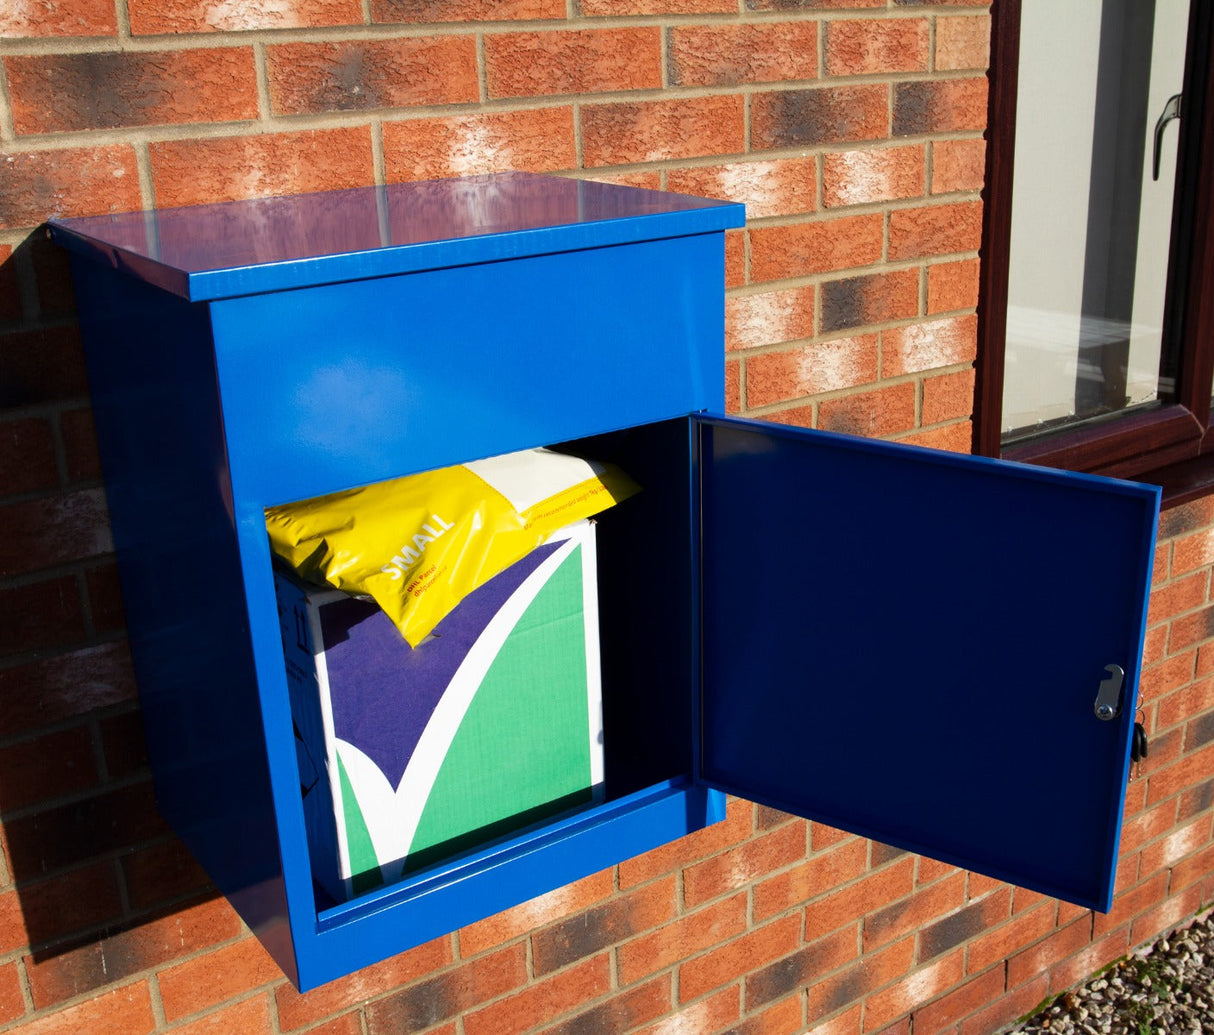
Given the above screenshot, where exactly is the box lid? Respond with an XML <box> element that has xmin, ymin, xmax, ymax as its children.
<box><xmin>47</xmin><ymin>172</ymin><xmax>746</xmax><ymax>302</ymax></box>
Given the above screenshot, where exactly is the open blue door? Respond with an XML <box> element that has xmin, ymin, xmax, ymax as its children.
<box><xmin>697</xmin><ymin>416</ymin><xmax>1160</xmax><ymax>911</ymax></box>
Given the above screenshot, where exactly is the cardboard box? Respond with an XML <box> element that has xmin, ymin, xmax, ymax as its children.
<box><xmin>276</xmin><ymin>521</ymin><xmax>605</xmax><ymax>902</ymax></box>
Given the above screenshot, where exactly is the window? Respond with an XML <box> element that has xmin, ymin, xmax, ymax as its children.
<box><xmin>976</xmin><ymin>0</ymin><xmax>1214</xmax><ymax>498</ymax></box>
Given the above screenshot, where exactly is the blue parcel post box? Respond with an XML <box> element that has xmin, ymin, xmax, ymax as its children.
<box><xmin>51</xmin><ymin>172</ymin><xmax>1160</xmax><ymax>991</ymax></box>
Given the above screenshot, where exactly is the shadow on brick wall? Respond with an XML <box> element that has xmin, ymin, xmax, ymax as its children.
<box><xmin>1</xmin><ymin>232</ymin><xmax>221</xmax><ymax>992</ymax></box>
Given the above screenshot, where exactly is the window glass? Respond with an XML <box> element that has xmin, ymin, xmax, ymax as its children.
<box><xmin>1002</xmin><ymin>0</ymin><xmax>1189</xmax><ymax>443</ymax></box>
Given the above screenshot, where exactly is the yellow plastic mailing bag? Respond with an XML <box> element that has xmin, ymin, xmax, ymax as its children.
<box><xmin>265</xmin><ymin>448</ymin><xmax>638</xmax><ymax>647</ymax></box>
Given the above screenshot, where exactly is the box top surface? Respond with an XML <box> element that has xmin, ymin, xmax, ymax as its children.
<box><xmin>48</xmin><ymin>172</ymin><xmax>745</xmax><ymax>302</ymax></box>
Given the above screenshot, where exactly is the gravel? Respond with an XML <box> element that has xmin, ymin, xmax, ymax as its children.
<box><xmin>1001</xmin><ymin>909</ymin><xmax>1214</xmax><ymax>1035</ymax></box>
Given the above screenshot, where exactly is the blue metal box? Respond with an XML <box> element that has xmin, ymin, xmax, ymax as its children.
<box><xmin>51</xmin><ymin>173</ymin><xmax>1160</xmax><ymax>990</ymax></box>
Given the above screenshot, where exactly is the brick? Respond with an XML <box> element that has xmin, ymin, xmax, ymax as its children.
<box><xmin>918</xmin><ymin>889</ymin><xmax>1011</xmax><ymax>962</ymax></box>
<box><xmin>85</xmin><ymin>564</ymin><xmax>126</xmax><ymax>636</ymax></box>
<box><xmin>726</xmin><ymin>358</ymin><xmax>742</xmax><ymax>413</ymax></box>
<box><xmin>617</xmin><ymin>893</ymin><xmax>747</xmax><ymax>985</ymax></box>
<box><xmin>631</xmin><ymin>986</ymin><xmax>739</xmax><ymax>1035</ymax></box>
<box><xmin>824</xmin><ymin>145</ymin><xmax>925</xmax><ymax>208</ymax></box>
<box><xmin>129</xmin><ymin>0</ymin><xmax>361</xmax><ymax>33</ymax></box>
<box><xmin>1173</xmin><ymin>527</ymin><xmax>1214</xmax><ymax>574</ymax></box>
<box><xmin>121</xmin><ymin>838</ymin><xmax>210</xmax><ymax>912</ymax></box>
<box><xmin>0</xmin><ymin>418</ymin><xmax>58</xmax><ymax>495</ymax></box>
<box><xmin>1177</xmin><ymin>779</ymin><xmax>1214</xmax><ymax>823</ymax></box>
<box><xmin>0</xmin><ymin>862</ymin><xmax>121</xmax><ymax>954</ymax></box>
<box><xmin>931</xmin><ymin>138</ymin><xmax>986</xmax><ymax>195</ymax></box>
<box><xmin>746</xmin><ymin>335</ymin><xmax>879</xmax><ymax>409</ymax></box>
<box><xmin>883</xmin><ymin>315</ymin><xmax>977</xmax><ymax>377</ymax></box>
<box><xmin>1095</xmin><ymin>871</ymin><xmax>1169</xmax><ymax>939</ymax></box>
<box><xmin>893</xmin><ymin>79</ymin><xmax>988</xmax><ymax>136</ymax></box>
<box><xmin>169</xmin><ymin>996</ymin><xmax>273</xmax><ymax>1035</ymax></box>
<box><xmin>1145</xmin><ymin>653</ymin><xmax>1200</xmax><ymax>709</ymax></box>
<box><xmin>0</xmin><ymin>489</ymin><xmax>112</xmax><ymax>578</ymax></box>
<box><xmin>752</xmin><ymin>85</ymin><xmax>889</xmax><ymax>150</ymax></box>
<box><xmin>864</xmin><ymin>948</ymin><xmax>964</xmax><ymax>1031</ymax></box>
<box><xmin>1131</xmin><ymin>883</ymin><xmax>1204</xmax><ymax>948</ymax></box>
<box><xmin>751</xmin><ymin>0</ymin><xmax>884</xmax><ymax>7</ymax></box>
<box><xmin>726</xmin><ymin>229</ymin><xmax>746</xmax><ymax>289</ymax></box>
<box><xmin>805</xmin><ymin>937</ymin><xmax>916</xmax><ymax>1027</ymax></box>
<box><xmin>1160</xmin><ymin>497</ymin><xmax>1214</xmax><ymax>539</ymax></box>
<box><xmin>863</xmin><ymin>872</ymin><xmax>965</xmax><ymax>952</ymax></box>
<box><xmin>279</xmin><ymin>935</ymin><xmax>453</xmax><ymax>1031</ymax></box>
<box><xmin>917</xmin><ymin>856</ymin><xmax>959</xmax><ymax>886</ymax></box>
<box><xmin>2</xmin><ymin>0</ymin><xmax>117</xmax><ymax>36</ymax></box>
<box><xmin>1048</xmin><ymin>928</ymin><xmax>1130</xmax><ymax>997</ymax></box>
<box><xmin>464</xmin><ymin>954</ymin><xmax>610</xmax><ymax>1035</ymax></box>
<box><xmin>0</xmin><ymin>961</ymin><xmax>22</xmax><ymax>1025</ymax></box>
<box><xmin>6</xmin><ymin>780</ymin><xmax>166</xmax><ymax>877</ymax></box>
<box><xmin>0</xmin><ymin>641</ymin><xmax>136</xmax><ymax>737</ymax></box>
<box><xmin>806</xmin><ymin>1004</ymin><xmax>862</xmax><ymax>1035</ymax></box>
<box><xmin>11</xmin><ymin>981</ymin><xmax>155</xmax><ymax>1035</ymax></box>
<box><xmin>922</xmin><ymin>368</ymin><xmax>975</xmax><ymax>425</ymax></box>
<box><xmin>371</xmin><ymin>0</ymin><xmax>564</xmax><ymax>20</ymax></box>
<box><xmin>960</xmin><ymin>970</ymin><xmax>1048</xmax><ymax>1035</ymax></box>
<box><xmin>1</xmin><ymin>326</ymin><xmax>89</xmax><ymax>410</ymax></box>
<box><xmin>385</xmin><ymin>108</ymin><xmax>575</xmax><ymax>181</ymax></box>
<box><xmin>531</xmin><ymin>876</ymin><xmax>677</xmax><ymax>976</ymax></box>
<box><xmin>936</xmin><ymin>15</ymin><xmax>991</xmax><ymax>72</ymax></box>
<box><xmin>1149</xmin><ymin>570</ymin><xmax>1210</xmax><ymax>625</ymax></box>
<box><xmin>732</xmin><ymin>995</ymin><xmax>804</xmax><ymax>1035</ymax></box>
<box><xmin>150</xmin><ymin>128</ymin><xmax>374</xmax><ymax>207</ymax></box>
<box><xmin>807</xmin><ymin>858</ymin><xmax>917</xmax><ymax>939</ymax></box>
<box><xmin>461</xmin><ymin>868</ymin><xmax>613</xmax><ymax>957</ymax></box>
<box><xmin>545</xmin><ymin>974</ymin><xmax>672</xmax><ymax>1035</ymax></box>
<box><xmin>670</xmin><ymin>22</ymin><xmax>818</xmax><ymax>87</ymax></box>
<box><xmin>0</xmin><ymin>576</ymin><xmax>87</xmax><ymax>655</ymax></box>
<box><xmin>746</xmin><ymin>926</ymin><xmax>857</xmax><ymax>1010</ymax></box>
<box><xmin>158</xmin><ymin>936</ymin><xmax>283</xmax><ymax>1020</ymax></box>
<box><xmin>965</xmin><ymin>899</ymin><xmax>1057</xmax><ymax>975</ymax></box>
<box><xmin>299</xmin><ymin>1017</ymin><xmax>365</xmax><ymax>1035</ymax></box>
<box><xmin>680</xmin><ymin>915</ymin><xmax>802</xmax><ymax>1002</ymax></box>
<box><xmin>1006</xmin><ymin>916</ymin><xmax>1091</xmax><ymax>990</ymax></box>
<box><xmin>889</xmin><ymin>201</ymin><xmax>983</xmax><ymax>260</ymax></box>
<box><xmin>927</xmin><ymin>259</ymin><xmax>980</xmax><ymax>314</ymax></box>
<box><xmin>1140</xmin><ymin>813</ymin><xmax>1213</xmax><ymax>877</ymax></box>
<box><xmin>581</xmin><ymin>96</ymin><xmax>745</xmax><ymax>167</ymax></box>
<box><xmin>754</xmin><ymin>836</ymin><xmax>869</xmax><ymax>922</ymax></box>
<box><xmin>894</xmin><ymin>419</ymin><xmax>973</xmax><ymax>452</ymax></box>
<box><xmin>268</xmin><ymin>37</ymin><xmax>478</xmax><ymax>115</ymax></box>
<box><xmin>1119</xmin><ymin>797</ymin><xmax>1179</xmax><ymax>856</ymax></box>
<box><xmin>1171</xmin><ymin>603</ymin><xmax>1214</xmax><ymax>651</ymax></box>
<box><xmin>668</xmin><ymin>158</ymin><xmax>816</xmax><ymax>219</ymax></box>
<box><xmin>912</xmin><ymin>964</ymin><xmax>1003</xmax><ymax>1035</ymax></box>
<box><xmin>0</xmin><ymin>727</ymin><xmax>98</xmax><ymax>812</ymax></box>
<box><xmin>618</xmin><ymin>796</ymin><xmax>751</xmax><ymax>890</ymax></box>
<box><xmin>487</xmin><ymin>28</ymin><xmax>660</xmax><ymax>98</ymax></box>
<box><xmin>7</xmin><ymin>50</ymin><xmax>257</xmax><ymax>135</ymax></box>
<box><xmin>727</xmin><ymin>286</ymin><xmax>815</xmax><ymax>352</ymax></box>
<box><xmin>821</xmin><ymin>269</ymin><xmax>919</xmax><ymax>334</ymax></box>
<box><xmin>684</xmin><ymin>822</ymin><xmax>806</xmax><ymax>907</ymax></box>
<box><xmin>819</xmin><ymin>383</ymin><xmax>916</xmax><ymax>438</ymax></box>
<box><xmin>825</xmin><ymin>19</ymin><xmax>929</xmax><ymax>77</ymax></box>
<box><xmin>28</xmin><ymin>896</ymin><xmax>242</xmax><ymax>1009</ymax></box>
<box><xmin>750</xmin><ymin>215</ymin><xmax>884</xmax><ymax>283</ymax></box>
<box><xmin>1169</xmin><ymin>839</ymin><xmax>1214</xmax><ymax>892</ymax></box>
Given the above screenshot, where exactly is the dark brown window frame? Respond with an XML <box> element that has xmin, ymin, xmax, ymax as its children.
<box><xmin>975</xmin><ymin>0</ymin><xmax>1214</xmax><ymax>504</ymax></box>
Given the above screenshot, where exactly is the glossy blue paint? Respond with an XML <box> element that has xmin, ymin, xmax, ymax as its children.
<box><xmin>697</xmin><ymin>416</ymin><xmax>1160</xmax><ymax>913</ymax></box>
<box><xmin>53</xmin><ymin>172</ymin><xmax>1158</xmax><ymax>990</ymax></box>
<box><xmin>53</xmin><ymin>174</ymin><xmax>742</xmax><ymax>991</ymax></box>
<box><xmin>48</xmin><ymin>172</ymin><xmax>741</xmax><ymax>302</ymax></box>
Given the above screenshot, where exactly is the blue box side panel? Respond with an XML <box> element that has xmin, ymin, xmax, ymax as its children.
<box><xmin>69</xmin><ymin>259</ymin><xmax>298</xmax><ymax>984</ymax></box>
<box><xmin>207</xmin><ymin>233</ymin><xmax>726</xmax><ymax>506</ymax></box>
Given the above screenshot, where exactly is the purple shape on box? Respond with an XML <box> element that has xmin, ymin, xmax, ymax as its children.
<box><xmin>319</xmin><ymin>541</ymin><xmax>561</xmax><ymax>788</ymax></box>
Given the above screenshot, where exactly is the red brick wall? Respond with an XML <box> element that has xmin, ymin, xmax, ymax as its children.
<box><xmin>3</xmin><ymin>3</ymin><xmax>1211</xmax><ymax>1034</ymax></box>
